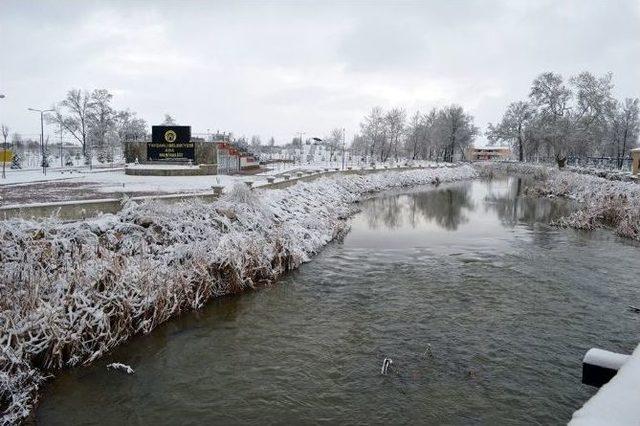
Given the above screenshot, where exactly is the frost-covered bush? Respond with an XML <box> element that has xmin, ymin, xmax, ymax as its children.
<box><xmin>474</xmin><ymin>162</ymin><xmax>551</xmax><ymax>181</ymax></box>
<box><xmin>0</xmin><ymin>165</ymin><xmax>476</xmax><ymax>423</ymax></box>
<box><xmin>478</xmin><ymin>162</ymin><xmax>640</xmax><ymax>240</ymax></box>
<box><xmin>566</xmin><ymin>165</ymin><xmax>638</xmax><ymax>182</ymax></box>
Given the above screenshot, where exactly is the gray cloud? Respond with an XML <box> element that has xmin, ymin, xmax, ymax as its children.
<box><xmin>0</xmin><ymin>0</ymin><xmax>638</xmax><ymax>144</ymax></box>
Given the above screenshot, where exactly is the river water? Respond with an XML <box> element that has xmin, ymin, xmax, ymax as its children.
<box><xmin>37</xmin><ymin>178</ymin><xmax>640</xmax><ymax>425</ymax></box>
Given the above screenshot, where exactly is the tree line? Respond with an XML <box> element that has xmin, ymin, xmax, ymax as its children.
<box><xmin>351</xmin><ymin>105</ymin><xmax>479</xmax><ymax>163</ymax></box>
<box><xmin>51</xmin><ymin>89</ymin><xmax>148</xmax><ymax>164</ymax></box>
<box><xmin>487</xmin><ymin>72</ymin><xmax>640</xmax><ymax>168</ymax></box>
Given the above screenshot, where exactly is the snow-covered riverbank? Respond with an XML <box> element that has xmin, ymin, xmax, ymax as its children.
<box><xmin>477</xmin><ymin>162</ymin><xmax>640</xmax><ymax>241</ymax></box>
<box><xmin>0</xmin><ymin>165</ymin><xmax>475</xmax><ymax>424</ymax></box>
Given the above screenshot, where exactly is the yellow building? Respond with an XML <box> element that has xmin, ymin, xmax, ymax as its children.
<box><xmin>466</xmin><ymin>146</ymin><xmax>512</xmax><ymax>161</ymax></box>
<box><xmin>632</xmin><ymin>148</ymin><xmax>640</xmax><ymax>175</ymax></box>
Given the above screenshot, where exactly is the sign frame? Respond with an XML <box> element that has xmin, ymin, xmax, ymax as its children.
<box><xmin>148</xmin><ymin>126</ymin><xmax>194</xmax><ymax>161</ymax></box>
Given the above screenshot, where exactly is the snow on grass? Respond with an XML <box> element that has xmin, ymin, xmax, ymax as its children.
<box><xmin>477</xmin><ymin>162</ymin><xmax>640</xmax><ymax>241</ymax></box>
<box><xmin>0</xmin><ymin>165</ymin><xmax>476</xmax><ymax>424</ymax></box>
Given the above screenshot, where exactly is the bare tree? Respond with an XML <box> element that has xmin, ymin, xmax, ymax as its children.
<box><xmin>527</xmin><ymin>71</ymin><xmax>614</xmax><ymax>167</ymax></box>
<box><xmin>419</xmin><ymin>109</ymin><xmax>438</xmax><ymax>160</ymax></box>
<box><xmin>88</xmin><ymin>89</ymin><xmax>116</xmax><ymax>163</ymax></box>
<box><xmin>360</xmin><ymin>106</ymin><xmax>386</xmax><ymax>163</ymax></box>
<box><xmin>569</xmin><ymin>71</ymin><xmax>615</xmax><ymax>158</ymax></box>
<box><xmin>52</xmin><ymin>89</ymin><xmax>93</xmax><ymax>156</ymax></box>
<box><xmin>162</xmin><ymin>114</ymin><xmax>177</xmax><ymax>125</ymax></box>
<box><xmin>528</xmin><ymin>72</ymin><xmax>572</xmax><ymax>167</ymax></box>
<box><xmin>115</xmin><ymin>110</ymin><xmax>148</xmax><ymax>142</ymax></box>
<box><xmin>384</xmin><ymin>108</ymin><xmax>406</xmax><ymax>161</ymax></box>
<box><xmin>325</xmin><ymin>128</ymin><xmax>344</xmax><ymax>162</ymax></box>
<box><xmin>435</xmin><ymin>105</ymin><xmax>478</xmax><ymax>162</ymax></box>
<box><xmin>609</xmin><ymin>98</ymin><xmax>640</xmax><ymax>168</ymax></box>
<box><xmin>486</xmin><ymin>101</ymin><xmax>535</xmax><ymax>161</ymax></box>
<box><xmin>249</xmin><ymin>135</ymin><xmax>262</xmax><ymax>155</ymax></box>
<box><xmin>405</xmin><ymin>111</ymin><xmax>422</xmax><ymax>160</ymax></box>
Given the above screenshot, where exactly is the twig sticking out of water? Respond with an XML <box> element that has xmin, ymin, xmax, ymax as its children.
<box><xmin>107</xmin><ymin>363</ymin><xmax>135</xmax><ymax>375</ymax></box>
<box><xmin>381</xmin><ymin>358</ymin><xmax>393</xmax><ymax>375</ymax></box>
<box><xmin>423</xmin><ymin>344</ymin><xmax>433</xmax><ymax>358</ymax></box>
<box><xmin>628</xmin><ymin>305</ymin><xmax>640</xmax><ymax>313</ymax></box>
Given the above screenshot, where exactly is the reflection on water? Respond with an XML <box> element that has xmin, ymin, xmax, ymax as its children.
<box><xmin>361</xmin><ymin>177</ymin><xmax>570</xmax><ymax>233</ymax></box>
<box><xmin>485</xmin><ymin>178</ymin><xmax>571</xmax><ymax>227</ymax></box>
<box><xmin>348</xmin><ymin>178</ymin><xmax>571</xmax><ymax>252</ymax></box>
<box><xmin>37</xmin><ymin>178</ymin><xmax>640</xmax><ymax>425</ymax></box>
<box><xmin>364</xmin><ymin>185</ymin><xmax>474</xmax><ymax>231</ymax></box>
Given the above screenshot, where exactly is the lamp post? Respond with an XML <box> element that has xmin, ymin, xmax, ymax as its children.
<box><xmin>341</xmin><ymin>128</ymin><xmax>346</xmax><ymax>170</ymax></box>
<box><xmin>298</xmin><ymin>131</ymin><xmax>306</xmax><ymax>164</ymax></box>
<box><xmin>1</xmin><ymin>94</ymin><xmax>5</xmax><ymax>178</ymax></box>
<box><xmin>28</xmin><ymin>108</ymin><xmax>54</xmax><ymax>175</ymax></box>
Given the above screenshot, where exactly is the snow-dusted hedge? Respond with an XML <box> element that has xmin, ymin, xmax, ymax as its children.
<box><xmin>477</xmin><ymin>162</ymin><xmax>640</xmax><ymax>240</ymax></box>
<box><xmin>0</xmin><ymin>165</ymin><xmax>475</xmax><ymax>424</ymax></box>
<box><xmin>565</xmin><ymin>165</ymin><xmax>638</xmax><ymax>182</ymax></box>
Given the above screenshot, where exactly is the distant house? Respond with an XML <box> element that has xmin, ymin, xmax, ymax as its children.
<box><xmin>240</xmin><ymin>155</ymin><xmax>259</xmax><ymax>169</ymax></box>
<box><xmin>466</xmin><ymin>146</ymin><xmax>512</xmax><ymax>161</ymax></box>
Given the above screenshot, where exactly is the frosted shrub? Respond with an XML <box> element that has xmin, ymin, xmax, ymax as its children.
<box><xmin>476</xmin><ymin>161</ymin><xmax>551</xmax><ymax>181</ymax></box>
<box><xmin>479</xmin><ymin>162</ymin><xmax>640</xmax><ymax>240</ymax></box>
<box><xmin>0</xmin><ymin>165</ymin><xmax>476</xmax><ymax>423</ymax></box>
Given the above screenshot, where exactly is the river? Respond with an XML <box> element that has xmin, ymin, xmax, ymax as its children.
<box><xmin>37</xmin><ymin>177</ymin><xmax>640</xmax><ymax>425</ymax></box>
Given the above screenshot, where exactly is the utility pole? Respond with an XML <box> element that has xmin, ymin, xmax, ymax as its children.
<box><xmin>1</xmin><ymin>94</ymin><xmax>5</xmax><ymax>179</ymax></box>
<box><xmin>341</xmin><ymin>127</ymin><xmax>346</xmax><ymax>170</ymax></box>
<box><xmin>59</xmin><ymin>121</ymin><xmax>64</xmax><ymax>167</ymax></box>
<box><xmin>28</xmin><ymin>107</ymin><xmax>54</xmax><ymax>175</ymax></box>
<box><xmin>297</xmin><ymin>131</ymin><xmax>305</xmax><ymax>164</ymax></box>
<box><xmin>1</xmin><ymin>129</ymin><xmax>6</xmax><ymax>179</ymax></box>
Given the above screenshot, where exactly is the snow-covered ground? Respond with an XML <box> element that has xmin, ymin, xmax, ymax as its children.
<box><xmin>0</xmin><ymin>167</ymin><xmax>250</xmax><ymax>205</ymax></box>
<box><xmin>0</xmin><ymin>166</ymin><xmax>113</xmax><ymax>186</ymax></box>
<box><xmin>0</xmin><ymin>161</ymin><xmax>440</xmax><ymax>206</ymax></box>
<box><xmin>82</xmin><ymin>170</ymin><xmax>252</xmax><ymax>194</ymax></box>
<box><xmin>0</xmin><ymin>165</ymin><xmax>476</xmax><ymax>424</ymax></box>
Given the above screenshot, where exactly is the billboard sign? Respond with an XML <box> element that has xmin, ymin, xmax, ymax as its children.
<box><xmin>148</xmin><ymin>126</ymin><xmax>194</xmax><ymax>161</ymax></box>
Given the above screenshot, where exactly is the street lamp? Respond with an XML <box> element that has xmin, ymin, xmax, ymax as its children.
<box><xmin>1</xmin><ymin>94</ymin><xmax>5</xmax><ymax>179</ymax></box>
<box><xmin>28</xmin><ymin>107</ymin><xmax>54</xmax><ymax>175</ymax></box>
<box><xmin>296</xmin><ymin>131</ymin><xmax>305</xmax><ymax>164</ymax></box>
<box><xmin>341</xmin><ymin>128</ymin><xmax>346</xmax><ymax>170</ymax></box>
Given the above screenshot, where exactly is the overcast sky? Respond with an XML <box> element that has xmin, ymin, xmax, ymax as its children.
<box><xmin>1</xmin><ymin>0</ymin><xmax>639</xmax><ymax>145</ymax></box>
